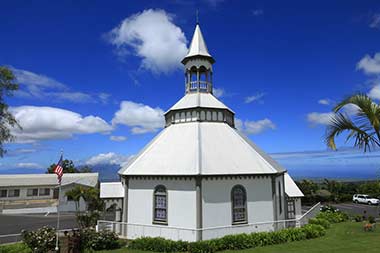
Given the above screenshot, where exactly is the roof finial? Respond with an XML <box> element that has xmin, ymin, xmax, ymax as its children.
<box><xmin>196</xmin><ymin>9</ymin><xmax>199</xmax><ymax>24</ymax></box>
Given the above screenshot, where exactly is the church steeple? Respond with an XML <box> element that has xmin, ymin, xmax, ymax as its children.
<box><xmin>182</xmin><ymin>24</ymin><xmax>215</xmax><ymax>94</ymax></box>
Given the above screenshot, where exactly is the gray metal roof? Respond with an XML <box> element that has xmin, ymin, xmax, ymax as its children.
<box><xmin>119</xmin><ymin>122</ymin><xmax>285</xmax><ymax>176</ymax></box>
<box><xmin>166</xmin><ymin>93</ymin><xmax>233</xmax><ymax>113</ymax></box>
<box><xmin>284</xmin><ymin>173</ymin><xmax>304</xmax><ymax>197</ymax></box>
<box><xmin>100</xmin><ymin>182</ymin><xmax>124</xmax><ymax>198</ymax></box>
<box><xmin>183</xmin><ymin>24</ymin><xmax>212</xmax><ymax>60</ymax></box>
<box><xmin>0</xmin><ymin>173</ymin><xmax>98</xmax><ymax>187</ymax></box>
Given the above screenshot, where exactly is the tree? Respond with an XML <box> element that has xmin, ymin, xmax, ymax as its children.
<box><xmin>65</xmin><ymin>185</ymin><xmax>85</xmax><ymax>212</ymax></box>
<box><xmin>325</xmin><ymin>94</ymin><xmax>380</xmax><ymax>151</ymax></box>
<box><xmin>0</xmin><ymin>66</ymin><xmax>20</xmax><ymax>156</ymax></box>
<box><xmin>47</xmin><ymin>159</ymin><xmax>92</xmax><ymax>173</ymax></box>
<box><xmin>65</xmin><ymin>185</ymin><xmax>104</xmax><ymax>228</ymax></box>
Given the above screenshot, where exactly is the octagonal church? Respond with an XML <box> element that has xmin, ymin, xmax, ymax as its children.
<box><xmin>117</xmin><ymin>24</ymin><xmax>303</xmax><ymax>242</ymax></box>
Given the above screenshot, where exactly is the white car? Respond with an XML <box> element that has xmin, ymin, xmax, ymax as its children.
<box><xmin>353</xmin><ymin>194</ymin><xmax>380</xmax><ymax>205</ymax></box>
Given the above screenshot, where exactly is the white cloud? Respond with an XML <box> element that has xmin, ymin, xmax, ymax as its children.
<box><xmin>112</xmin><ymin>101</ymin><xmax>164</xmax><ymax>134</ymax></box>
<box><xmin>307</xmin><ymin>112</ymin><xmax>334</xmax><ymax>126</ymax></box>
<box><xmin>6</xmin><ymin>148</ymin><xmax>38</xmax><ymax>156</ymax></box>
<box><xmin>213</xmin><ymin>88</ymin><xmax>225</xmax><ymax>98</ymax></box>
<box><xmin>251</xmin><ymin>9</ymin><xmax>264</xmax><ymax>16</ymax></box>
<box><xmin>307</xmin><ymin>104</ymin><xmax>360</xmax><ymax>126</ymax></box>
<box><xmin>110</xmin><ymin>135</ymin><xmax>127</xmax><ymax>142</ymax></box>
<box><xmin>86</xmin><ymin>152</ymin><xmax>132</xmax><ymax>167</ymax></box>
<box><xmin>106</xmin><ymin>9</ymin><xmax>188</xmax><ymax>74</ymax></box>
<box><xmin>16</xmin><ymin>162</ymin><xmax>41</xmax><ymax>169</ymax></box>
<box><xmin>10</xmin><ymin>106</ymin><xmax>113</xmax><ymax>143</ymax></box>
<box><xmin>318</xmin><ymin>99</ymin><xmax>331</xmax><ymax>105</ymax></box>
<box><xmin>12</xmin><ymin>68</ymin><xmax>66</xmax><ymax>90</ymax></box>
<box><xmin>368</xmin><ymin>81</ymin><xmax>380</xmax><ymax>100</ymax></box>
<box><xmin>245</xmin><ymin>92</ymin><xmax>265</xmax><ymax>104</ymax></box>
<box><xmin>236</xmin><ymin>118</ymin><xmax>276</xmax><ymax>134</ymax></box>
<box><xmin>357</xmin><ymin>53</ymin><xmax>380</xmax><ymax>75</ymax></box>
<box><xmin>370</xmin><ymin>14</ymin><xmax>380</xmax><ymax>29</ymax></box>
<box><xmin>12</xmin><ymin>67</ymin><xmax>109</xmax><ymax>103</ymax></box>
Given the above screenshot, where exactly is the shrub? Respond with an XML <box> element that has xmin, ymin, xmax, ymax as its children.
<box><xmin>129</xmin><ymin>225</ymin><xmax>326</xmax><ymax>253</ymax></box>
<box><xmin>308</xmin><ymin>218</ymin><xmax>331</xmax><ymax>229</ymax></box>
<box><xmin>320</xmin><ymin>205</ymin><xmax>337</xmax><ymax>212</ymax></box>
<box><xmin>21</xmin><ymin>226</ymin><xmax>56</xmax><ymax>253</ymax></box>
<box><xmin>77</xmin><ymin>211</ymin><xmax>101</xmax><ymax>229</ymax></box>
<box><xmin>368</xmin><ymin>216</ymin><xmax>376</xmax><ymax>224</ymax></box>
<box><xmin>316</xmin><ymin>210</ymin><xmax>348</xmax><ymax>223</ymax></box>
<box><xmin>301</xmin><ymin>224</ymin><xmax>326</xmax><ymax>239</ymax></box>
<box><xmin>80</xmin><ymin>228</ymin><xmax>120</xmax><ymax>251</ymax></box>
<box><xmin>354</xmin><ymin>215</ymin><xmax>363</xmax><ymax>222</ymax></box>
<box><xmin>129</xmin><ymin>237</ymin><xmax>189</xmax><ymax>252</ymax></box>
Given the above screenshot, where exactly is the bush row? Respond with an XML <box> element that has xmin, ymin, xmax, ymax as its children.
<box><xmin>316</xmin><ymin>210</ymin><xmax>349</xmax><ymax>224</ymax></box>
<box><xmin>80</xmin><ymin>228</ymin><xmax>120</xmax><ymax>251</ymax></box>
<box><xmin>21</xmin><ymin>227</ymin><xmax>121</xmax><ymax>252</ymax></box>
<box><xmin>128</xmin><ymin>224</ymin><xmax>326</xmax><ymax>253</ymax></box>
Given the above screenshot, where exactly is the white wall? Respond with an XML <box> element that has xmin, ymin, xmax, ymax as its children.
<box><xmin>127</xmin><ymin>178</ymin><xmax>197</xmax><ymax>241</ymax></box>
<box><xmin>294</xmin><ymin>198</ymin><xmax>302</xmax><ymax>219</ymax></box>
<box><xmin>202</xmin><ymin>177</ymin><xmax>274</xmax><ymax>229</ymax></box>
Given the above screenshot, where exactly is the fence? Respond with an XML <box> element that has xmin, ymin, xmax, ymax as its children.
<box><xmin>97</xmin><ymin>204</ymin><xmax>321</xmax><ymax>242</ymax></box>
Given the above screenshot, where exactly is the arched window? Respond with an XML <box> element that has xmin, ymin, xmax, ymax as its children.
<box><xmin>153</xmin><ymin>185</ymin><xmax>167</xmax><ymax>223</ymax></box>
<box><xmin>231</xmin><ymin>185</ymin><xmax>247</xmax><ymax>224</ymax></box>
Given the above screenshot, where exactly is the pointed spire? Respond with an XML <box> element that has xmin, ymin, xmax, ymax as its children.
<box><xmin>182</xmin><ymin>24</ymin><xmax>214</xmax><ymax>64</ymax></box>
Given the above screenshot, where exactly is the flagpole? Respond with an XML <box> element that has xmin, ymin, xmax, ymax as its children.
<box><xmin>55</xmin><ymin>150</ymin><xmax>63</xmax><ymax>252</ymax></box>
<box><xmin>55</xmin><ymin>180</ymin><xmax>61</xmax><ymax>252</ymax></box>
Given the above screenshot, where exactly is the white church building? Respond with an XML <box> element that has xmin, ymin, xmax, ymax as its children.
<box><xmin>116</xmin><ymin>24</ymin><xmax>303</xmax><ymax>242</ymax></box>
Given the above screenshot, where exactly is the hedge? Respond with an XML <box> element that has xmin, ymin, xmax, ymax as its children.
<box><xmin>316</xmin><ymin>210</ymin><xmax>349</xmax><ymax>224</ymax></box>
<box><xmin>128</xmin><ymin>224</ymin><xmax>326</xmax><ymax>253</ymax></box>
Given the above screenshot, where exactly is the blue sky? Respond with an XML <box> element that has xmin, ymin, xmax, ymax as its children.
<box><xmin>1</xmin><ymin>0</ymin><xmax>380</xmax><ymax>179</ymax></box>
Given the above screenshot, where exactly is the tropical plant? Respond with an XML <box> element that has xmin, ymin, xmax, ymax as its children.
<box><xmin>326</xmin><ymin>94</ymin><xmax>380</xmax><ymax>151</ymax></box>
<box><xmin>65</xmin><ymin>185</ymin><xmax>86</xmax><ymax>212</ymax></box>
<box><xmin>0</xmin><ymin>66</ymin><xmax>20</xmax><ymax>157</ymax></box>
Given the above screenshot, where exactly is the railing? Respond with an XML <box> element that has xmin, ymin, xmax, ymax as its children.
<box><xmin>97</xmin><ymin>204</ymin><xmax>321</xmax><ymax>242</ymax></box>
<box><xmin>188</xmin><ymin>81</ymin><xmax>210</xmax><ymax>92</ymax></box>
<box><xmin>298</xmin><ymin>202</ymin><xmax>321</xmax><ymax>226</ymax></box>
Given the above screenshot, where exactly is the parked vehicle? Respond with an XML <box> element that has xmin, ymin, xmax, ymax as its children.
<box><xmin>352</xmin><ymin>194</ymin><xmax>380</xmax><ymax>205</ymax></box>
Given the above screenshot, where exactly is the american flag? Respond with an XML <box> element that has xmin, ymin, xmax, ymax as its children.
<box><xmin>54</xmin><ymin>155</ymin><xmax>64</xmax><ymax>184</ymax></box>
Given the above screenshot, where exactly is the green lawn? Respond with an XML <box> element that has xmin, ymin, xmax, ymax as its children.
<box><xmin>95</xmin><ymin>222</ymin><xmax>380</xmax><ymax>253</ymax></box>
<box><xmin>224</xmin><ymin>222</ymin><xmax>380</xmax><ymax>253</ymax></box>
<box><xmin>2</xmin><ymin>222</ymin><xmax>380</xmax><ymax>253</ymax></box>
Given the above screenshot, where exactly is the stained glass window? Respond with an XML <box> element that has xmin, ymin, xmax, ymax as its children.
<box><xmin>232</xmin><ymin>185</ymin><xmax>247</xmax><ymax>223</ymax></box>
<box><xmin>154</xmin><ymin>185</ymin><xmax>167</xmax><ymax>223</ymax></box>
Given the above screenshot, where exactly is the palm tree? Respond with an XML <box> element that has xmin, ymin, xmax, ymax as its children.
<box><xmin>326</xmin><ymin>93</ymin><xmax>380</xmax><ymax>152</ymax></box>
<box><xmin>65</xmin><ymin>185</ymin><xmax>86</xmax><ymax>212</ymax></box>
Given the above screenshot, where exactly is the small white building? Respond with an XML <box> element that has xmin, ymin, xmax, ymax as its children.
<box><xmin>100</xmin><ymin>182</ymin><xmax>124</xmax><ymax>212</ymax></box>
<box><xmin>284</xmin><ymin>173</ymin><xmax>304</xmax><ymax>219</ymax></box>
<box><xmin>0</xmin><ymin>173</ymin><xmax>98</xmax><ymax>214</ymax></box>
<box><xmin>118</xmin><ymin>24</ymin><xmax>303</xmax><ymax>242</ymax></box>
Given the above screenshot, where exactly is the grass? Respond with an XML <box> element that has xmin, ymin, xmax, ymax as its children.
<box><xmin>224</xmin><ymin>221</ymin><xmax>380</xmax><ymax>253</ymax></box>
<box><xmin>2</xmin><ymin>222</ymin><xmax>380</xmax><ymax>253</ymax></box>
<box><xmin>0</xmin><ymin>242</ymin><xmax>31</xmax><ymax>253</ymax></box>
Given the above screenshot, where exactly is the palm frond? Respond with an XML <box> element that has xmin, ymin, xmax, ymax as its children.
<box><xmin>333</xmin><ymin>93</ymin><xmax>380</xmax><ymax>134</ymax></box>
<box><xmin>325</xmin><ymin>113</ymin><xmax>380</xmax><ymax>151</ymax></box>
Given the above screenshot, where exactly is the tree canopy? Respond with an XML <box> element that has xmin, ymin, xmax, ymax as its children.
<box><xmin>0</xmin><ymin>66</ymin><xmax>20</xmax><ymax>156</ymax></box>
<box><xmin>46</xmin><ymin>159</ymin><xmax>92</xmax><ymax>174</ymax></box>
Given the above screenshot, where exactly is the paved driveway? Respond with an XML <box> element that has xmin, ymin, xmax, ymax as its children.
<box><xmin>0</xmin><ymin>213</ymin><xmax>77</xmax><ymax>244</ymax></box>
<box><xmin>331</xmin><ymin>202</ymin><xmax>380</xmax><ymax>218</ymax></box>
